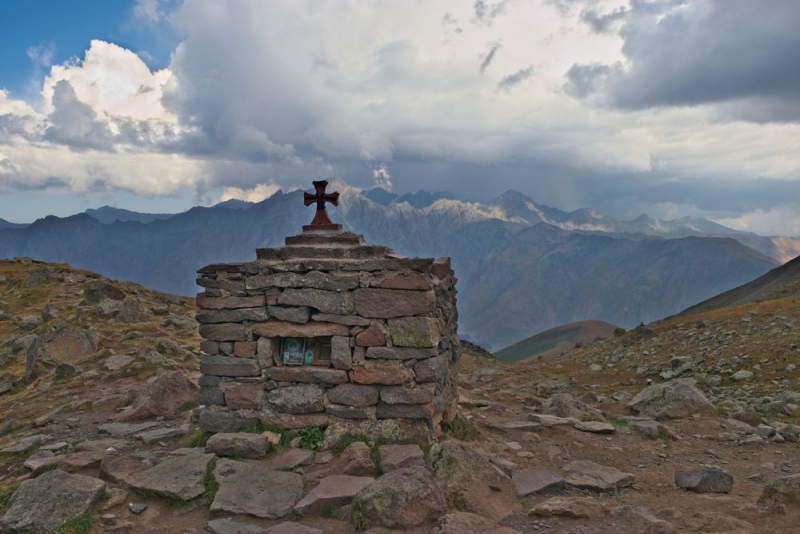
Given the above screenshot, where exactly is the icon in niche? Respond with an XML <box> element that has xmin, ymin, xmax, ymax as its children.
<box><xmin>304</xmin><ymin>349</ymin><xmax>314</xmax><ymax>365</ymax></box>
<box><xmin>281</xmin><ymin>338</ymin><xmax>305</xmax><ymax>366</ymax></box>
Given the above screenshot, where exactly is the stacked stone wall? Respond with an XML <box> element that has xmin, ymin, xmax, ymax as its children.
<box><xmin>196</xmin><ymin>232</ymin><xmax>459</xmax><ymax>438</ymax></box>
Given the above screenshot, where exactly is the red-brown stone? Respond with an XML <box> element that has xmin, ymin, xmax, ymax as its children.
<box><xmin>353</xmin><ymin>289</ymin><xmax>436</xmax><ymax>319</ymax></box>
<box><xmin>221</xmin><ymin>382</ymin><xmax>264</xmax><ymax>410</ymax></box>
<box><xmin>197</xmin><ymin>294</ymin><xmax>265</xmax><ymax>310</ymax></box>
<box><xmin>252</xmin><ymin>321</ymin><xmax>350</xmax><ymax>338</ymax></box>
<box><xmin>356</xmin><ymin>323</ymin><xmax>386</xmax><ymax>347</ymax></box>
<box><xmin>233</xmin><ymin>341</ymin><xmax>257</xmax><ymax>357</ymax></box>
<box><xmin>352</xmin><ymin>361</ymin><xmax>413</xmax><ymax>385</ymax></box>
<box><xmin>371</xmin><ymin>271</ymin><xmax>431</xmax><ymax>290</ymax></box>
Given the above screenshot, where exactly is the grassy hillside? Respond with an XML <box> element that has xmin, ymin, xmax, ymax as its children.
<box><xmin>494</xmin><ymin>319</ymin><xmax>621</xmax><ymax>362</ymax></box>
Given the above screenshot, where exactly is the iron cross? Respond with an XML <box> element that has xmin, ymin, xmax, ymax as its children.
<box><xmin>303</xmin><ymin>180</ymin><xmax>342</xmax><ymax>231</ymax></box>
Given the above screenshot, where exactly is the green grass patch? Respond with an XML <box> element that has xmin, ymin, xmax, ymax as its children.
<box><xmin>241</xmin><ymin>421</ymin><xmax>267</xmax><ymax>434</ymax></box>
<box><xmin>296</xmin><ymin>427</ymin><xmax>324</xmax><ymax>451</ymax></box>
<box><xmin>203</xmin><ymin>460</ymin><xmax>219</xmax><ymax>505</ymax></box>
<box><xmin>442</xmin><ymin>415</ymin><xmax>478</xmax><ymax>441</ymax></box>
<box><xmin>187</xmin><ymin>430</ymin><xmax>210</xmax><ymax>448</ymax></box>
<box><xmin>329</xmin><ymin>433</ymin><xmax>370</xmax><ymax>456</ymax></box>
<box><xmin>53</xmin><ymin>512</ymin><xmax>94</xmax><ymax>534</ymax></box>
<box><xmin>0</xmin><ymin>482</ymin><xmax>19</xmax><ymax>515</ymax></box>
<box><xmin>349</xmin><ymin>504</ymin><xmax>369</xmax><ymax>531</ymax></box>
<box><xmin>178</xmin><ymin>400</ymin><xmax>199</xmax><ymax>412</ymax></box>
<box><xmin>321</xmin><ymin>505</ymin><xmax>340</xmax><ymax>519</ymax></box>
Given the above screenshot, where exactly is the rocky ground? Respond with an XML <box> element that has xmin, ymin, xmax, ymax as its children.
<box><xmin>0</xmin><ymin>259</ymin><xmax>798</xmax><ymax>533</ymax></box>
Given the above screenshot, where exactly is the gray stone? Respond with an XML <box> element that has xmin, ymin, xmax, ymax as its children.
<box><xmin>264</xmin><ymin>448</ymin><xmax>315</xmax><ymax>471</ymax></box>
<box><xmin>278</xmin><ymin>288</ymin><xmax>352</xmax><ymax>315</ymax></box>
<box><xmin>266</xmin><ymin>523</ymin><xmax>323</xmax><ymax>534</ymax></box>
<box><xmin>433</xmin><ymin>512</ymin><xmax>522</xmax><ymax>534</ymax></box>
<box><xmin>757</xmin><ymin>424</ymin><xmax>776</xmax><ymax>438</ymax></box>
<box><xmin>574</xmin><ymin>421</ymin><xmax>616</xmax><ymax>434</ymax></box>
<box><xmin>618</xmin><ymin>416</ymin><xmax>662</xmax><ymax>438</ymax></box>
<box><xmin>489</xmin><ymin>458</ymin><xmax>518</xmax><ymax>477</ymax></box>
<box><xmin>529</xmin><ymin>496</ymin><xmax>610</xmax><ymax>519</ymax></box>
<box><xmin>0</xmin><ymin>382</ymin><xmax>12</xmax><ymax>395</ymax></box>
<box><xmin>206</xmin><ymin>433</ymin><xmax>269</xmax><ymax>459</ymax></box>
<box><xmin>387</xmin><ymin>317</ymin><xmax>441</xmax><ymax>347</ymax></box>
<box><xmin>211</xmin><ymin>458</ymin><xmax>303</xmax><ymax>519</ymax></box>
<box><xmin>340</xmin><ymin>441</ymin><xmax>376</xmax><ymax>477</ymax></box>
<box><xmin>352</xmin><ymin>466</ymin><xmax>447</xmax><ymax>529</ymax></box>
<box><xmin>198</xmin><ymin>408</ymin><xmax>259</xmax><ymax>433</ymax></box>
<box><xmin>267</xmin><ymin>366</ymin><xmax>348</xmax><ymax>384</ymax></box>
<box><xmin>294</xmin><ymin>474</ymin><xmax>374</xmax><ymax>516</ymax></box>
<box><xmin>267</xmin><ymin>306</ymin><xmax>311</xmax><ymax>324</ymax></box>
<box><xmin>513</xmin><ymin>468</ymin><xmax>566</xmax><ymax>497</ymax></box>
<box><xmin>327</xmin><ymin>384</ymin><xmax>380</xmax><ymax>407</ymax></box>
<box><xmin>366</xmin><ymin>346</ymin><xmax>437</xmax><ymax>360</ymax></box>
<box><xmin>675</xmin><ymin>468</ymin><xmax>734</xmax><ymax>493</ymax></box>
<box><xmin>268</xmin><ymin>384</ymin><xmax>325</xmax><ymax>414</ymax></box>
<box><xmin>1</xmin><ymin>433</ymin><xmax>50</xmax><ymax>453</ymax></box>
<box><xmin>628</xmin><ymin>378</ymin><xmax>715</xmax><ymax>420</ymax></box>
<box><xmin>252</xmin><ymin>321</ymin><xmax>350</xmax><ymax>338</ymax></box>
<box><xmin>758</xmin><ymin>473</ymin><xmax>800</xmax><ymax>513</ymax></box>
<box><xmin>197</xmin><ymin>308</ymin><xmax>269</xmax><ymax>324</ymax></box>
<box><xmin>248</xmin><ymin>271</ymin><xmax>360</xmax><ymax>292</ymax></box>
<box><xmin>24</xmin><ymin>451</ymin><xmax>64</xmax><ymax>472</ymax></box>
<box><xmin>563</xmin><ymin>460</ymin><xmax>635</xmax><ymax>492</ymax></box>
<box><xmin>330</xmin><ymin>336</ymin><xmax>352</xmax><ymax>370</ymax></box>
<box><xmin>128</xmin><ymin>503</ymin><xmax>147</xmax><ymax>514</ymax></box>
<box><xmin>200</xmin><ymin>355</ymin><xmax>260</xmax><ymax>377</ymax></box>
<box><xmin>135</xmin><ymin>427</ymin><xmax>184</xmax><ymax>443</ymax></box>
<box><xmin>130</xmin><ymin>453</ymin><xmax>215</xmax><ymax>501</ymax></box>
<box><xmin>326</xmin><ymin>404</ymin><xmax>372</xmax><ymax>419</ymax></box>
<box><xmin>526</xmin><ymin>414</ymin><xmax>579</xmax><ymax>426</ymax></box>
<box><xmin>200</xmin><ymin>386</ymin><xmax>226</xmax><ymax>406</ymax></box>
<box><xmin>413</xmin><ymin>354</ymin><xmax>449</xmax><ymax>383</ymax></box>
<box><xmin>311</xmin><ymin>313</ymin><xmax>371</xmax><ymax>326</ymax></box>
<box><xmin>104</xmin><ymin>354</ymin><xmax>133</xmax><ymax>371</ymax></box>
<box><xmin>430</xmin><ymin>440</ymin><xmax>521</xmax><ymax>521</ymax></box>
<box><xmin>378</xmin><ymin>444</ymin><xmax>425</xmax><ymax>472</ymax></box>
<box><xmin>353</xmin><ymin>289</ymin><xmax>436</xmax><ymax>318</ymax></box>
<box><xmin>84</xmin><ymin>279</ymin><xmax>125</xmax><ymax>303</ymax></box>
<box><xmin>0</xmin><ymin>470</ymin><xmax>106</xmax><ymax>533</ymax></box>
<box><xmin>731</xmin><ymin>370</ymin><xmax>754</xmax><ymax>381</ymax></box>
<box><xmin>199</xmin><ymin>323</ymin><xmax>248</xmax><ymax>341</ymax></box>
<box><xmin>543</xmin><ymin>393</ymin><xmax>604</xmax><ymax>421</ymax></box>
<box><xmin>206</xmin><ymin>518</ymin><xmax>268</xmax><ymax>534</ymax></box>
<box><xmin>197</xmin><ymin>294</ymin><xmax>265</xmax><ymax>310</ymax></box>
<box><xmin>352</xmin><ymin>361</ymin><xmax>413</xmax><ymax>385</ymax></box>
<box><xmin>380</xmin><ymin>384</ymin><xmax>437</xmax><ymax>405</ymax></box>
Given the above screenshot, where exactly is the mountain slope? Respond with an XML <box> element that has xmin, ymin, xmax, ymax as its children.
<box><xmin>84</xmin><ymin>206</ymin><xmax>176</xmax><ymax>224</ymax></box>
<box><xmin>494</xmin><ymin>320</ymin><xmax>621</xmax><ymax>362</ymax></box>
<box><xmin>678</xmin><ymin>253</ymin><xmax>800</xmax><ymax>317</ymax></box>
<box><xmin>0</xmin><ymin>219</ymin><xmax>27</xmax><ymax>230</ymax></box>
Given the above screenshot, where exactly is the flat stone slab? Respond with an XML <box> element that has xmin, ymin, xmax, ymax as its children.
<box><xmin>101</xmin><ymin>454</ymin><xmax>152</xmax><ymax>485</ymax></box>
<box><xmin>211</xmin><ymin>458</ymin><xmax>303</xmax><ymax>519</ymax></box>
<box><xmin>0</xmin><ymin>470</ymin><xmax>106</xmax><ymax>533</ymax></box>
<box><xmin>574</xmin><ymin>421</ymin><xmax>616</xmax><ymax>434</ymax></box>
<box><xmin>99</xmin><ymin>422</ymin><xmax>159</xmax><ymax>437</ymax></box>
<box><xmin>503</xmin><ymin>421</ymin><xmax>542</xmax><ymax>431</ymax></box>
<box><xmin>513</xmin><ymin>468</ymin><xmax>566</xmax><ymax>497</ymax></box>
<box><xmin>293</xmin><ymin>474</ymin><xmax>374</xmax><ymax>516</ymax></box>
<box><xmin>1</xmin><ymin>434</ymin><xmax>51</xmax><ymax>453</ymax></box>
<box><xmin>135</xmin><ymin>427</ymin><xmax>184</xmax><ymax>443</ymax></box>
<box><xmin>263</xmin><ymin>448</ymin><xmax>315</xmax><ymax>471</ymax></box>
<box><xmin>563</xmin><ymin>460</ymin><xmax>635</xmax><ymax>492</ymax></box>
<box><xmin>130</xmin><ymin>453</ymin><xmax>215</xmax><ymax>501</ymax></box>
<box><xmin>266</xmin><ymin>523</ymin><xmax>324</xmax><ymax>534</ymax></box>
<box><xmin>527</xmin><ymin>414</ymin><xmax>579</xmax><ymax>426</ymax></box>
<box><xmin>619</xmin><ymin>416</ymin><xmax>661</xmax><ymax>438</ymax></box>
<box><xmin>206</xmin><ymin>433</ymin><xmax>269</xmax><ymax>460</ymax></box>
<box><xmin>24</xmin><ymin>453</ymin><xmax>65</xmax><ymax>472</ymax></box>
<box><xmin>378</xmin><ymin>444</ymin><xmax>425</xmax><ymax>473</ymax></box>
<box><xmin>675</xmin><ymin>467</ymin><xmax>733</xmax><ymax>493</ymax></box>
<box><xmin>529</xmin><ymin>496</ymin><xmax>610</xmax><ymax>518</ymax></box>
<box><xmin>206</xmin><ymin>518</ymin><xmax>267</xmax><ymax>534</ymax></box>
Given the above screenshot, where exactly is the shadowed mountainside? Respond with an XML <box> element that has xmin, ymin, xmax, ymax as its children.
<box><xmin>494</xmin><ymin>320</ymin><xmax>621</xmax><ymax>362</ymax></box>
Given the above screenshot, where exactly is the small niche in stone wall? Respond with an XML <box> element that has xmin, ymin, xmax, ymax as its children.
<box><xmin>280</xmin><ymin>337</ymin><xmax>332</xmax><ymax>366</ymax></box>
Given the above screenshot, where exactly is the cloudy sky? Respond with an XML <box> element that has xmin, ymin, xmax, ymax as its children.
<box><xmin>0</xmin><ymin>0</ymin><xmax>798</xmax><ymax>235</ymax></box>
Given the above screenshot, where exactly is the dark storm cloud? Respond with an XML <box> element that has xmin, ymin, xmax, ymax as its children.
<box><xmin>497</xmin><ymin>66</ymin><xmax>534</xmax><ymax>91</ymax></box>
<box><xmin>565</xmin><ymin>0</ymin><xmax>800</xmax><ymax>122</ymax></box>
<box><xmin>480</xmin><ymin>41</ymin><xmax>502</xmax><ymax>73</ymax></box>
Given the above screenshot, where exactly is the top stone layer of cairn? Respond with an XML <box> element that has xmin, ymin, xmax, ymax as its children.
<box><xmin>257</xmin><ymin>231</ymin><xmax>394</xmax><ymax>262</ymax></box>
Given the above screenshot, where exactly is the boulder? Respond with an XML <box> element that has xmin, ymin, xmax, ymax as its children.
<box><xmin>115</xmin><ymin>370</ymin><xmax>198</xmax><ymax>421</ymax></box>
<box><xmin>84</xmin><ymin>279</ymin><xmax>126</xmax><ymax>303</ymax></box>
<box><xmin>378</xmin><ymin>444</ymin><xmax>425</xmax><ymax>473</ymax></box>
<box><xmin>130</xmin><ymin>453</ymin><xmax>215</xmax><ymax>501</ymax></box>
<box><xmin>430</xmin><ymin>440</ymin><xmax>520</xmax><ymax>521</ymax></box>
<box><xmin>512</xmin><ymin>468</ymin><xmax>565</xmax><ymax>497</ymax></box>
<box><xmin>542</xmin><ymin>393</ymin><xmax>604</xmax><ymax>421</ymax></box>
<box><xmin>628</xmin><ymin>378</ymin><xmax>715</xmax><ymax>420</ymax></box>
<box><xmin>675</xmin><ymin>468</ymin><xmax>733</xmax><ymax>493</ymax></box>
<box><xmin>563</xmin><ymin>460</ymin><xmax>635</xmax><ymax>492</ymax></box>
<box><xmin>351</xmin><ymin>466</ymin><xmax>446</xmax><ymax>529</ymax></box>
<box><xmin>340</xmin><ymin>441</ymin><xmax>375</xmax><ymax>477</ymax></box>
<box><xmin>25</xmin><ymin>323</ymin><xmax>98</xmax><ymax>379</ymax></box>
<box><xmin>757</xmin><ymin>473</ymin><xmax>800</xmax><ymax>513</ymax></box>
<box><xmin>0</xmin><ymin>470</ymin><xmax>106</xmax><ymax>533</ymax></box>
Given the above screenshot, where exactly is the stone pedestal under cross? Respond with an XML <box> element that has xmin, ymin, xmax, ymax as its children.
<box><xmin>303</xmin><ymin>180</ymin><xmax>342</xmax><ymax>232</ymax></box>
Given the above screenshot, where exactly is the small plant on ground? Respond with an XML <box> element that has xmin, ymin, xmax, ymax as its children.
<box><xmin>53</xmin><ymin>512</ymin><xmax>94</xmax><ymax>534</ymax></box>
<box><xmin>321</xmin><ymin>505</ymin><xmax>340</xmax><ymax>519</ymax></box>
<box><xmin>0</xmin><ymin>482</ymin><xmax>19</xmax><ymax>515</ymax></box>
<box><xmin>242</xmin><ymin>421</ymin><xmax>267</xmax><ymax>434</ymax></box>
<box><xmin>203</xmin><ymin>460</ymin><xmax>219</xmax><ymax>505</ymax></box>
<box><xmin>178</xmin><ymin>400</ymin><xmax>199</xmax><ymax>412</ymax></box>
<box><xmin>187</xmin><ymin>430</ymin><xmax>210</xmax><ymax>448</ymax></box>
<box><xmin>442</xmin><ymin>415</ymin><xmax>478</xmax><ymax>441</ymax></box>
<box><xmin>329</xmin><ymin>433</ymin><xmax>370</xmax><ymax>456</ymax></box>
<box><xmin>296</xmin><ymin>427</ymin><xmax>324</xmax><ymax>450</ymax></box>
<box><xmin>349</xmin><ymin>504</ymin><xmax>369</xmax><ymax>531</ymax></box>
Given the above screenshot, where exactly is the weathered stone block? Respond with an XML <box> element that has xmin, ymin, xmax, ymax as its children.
<box><xmin>387</xmin><ymin>317</ymin><xmax>440</xmax><ymax>348</ymax></box>
<box><xmin>352</xmin><ymin>361</ymin><xmax>413</xmax><ymax>385</ymax></box>
<box><xmin>267</xmin><ymin>367</ymin><xmax>349</xmax><ymax>384</ymax></box>
<box><xmin>221</xmin><ymin>382</ymin><xmax>264</xmax><ymax>410</ymax></box>
<box><xmin>200</xmin><ymin>355</ymin><xmax>259</xmax><ymax>377</ymax></box>
<box><xmin>259</xmin><ymin>408</ymin><xmax>329</xmax><ymax>430</ymax></box>
<box><xmin>366</xmin><ymin>347</ymin><xmax>436</xmax><ymax>360</ymax></box>
<box><xmin>370</xmin><ymin>271</ymin><xmax>431</xmax><ymax>290</ymax></box>
<box><xmin>252</xmin><ymin>321</ymin><xmax>350</xmax><ymax>338</ymax></box>
<box><xmin>312</xmin><ymin>313</ymin><xmax>371</xmax><ymax>326</ymax></box>
<box><xmin>331</xmin><ymin>336</ymin><xmax>352</xmax><ymax>370</ymax></box>
<box><xmin>380</xmin><ymin>384</ymin><xmax>437</xmax><ymax>405</ymax></box>
<box><xmin>326</xmin><ymin>404</ymin><xmax>372</xmax><ymax>420</ymax></box>
<box><xmin>267</xmin><ymin>306</ymin><xmax>311</xmax><ymax>324</ymax></box>
<box><xmin>356</xmin><ymin>323</ymin><xmax>386</xmax><ymax>347</ymax></box>
<box><xmin>199</xmin><ymin>386</ymin><xmax>225</xmax><ymax>406</ymax></box>
<box><xmin>199</xmin><ymin>323</ymin><xmax>248</xmax><ymax>342</ymax></box>
<box><xmin>233</xmin><ymin>341</ymin><xmax>257</xmax><ymax>357</ymax></box>
<box><xmin>327</xmin><ymin>384</ymin><xmax>380</xmax><ymax>407</ymax></box>
<box><xmin>198</xmin><ymin>409</ymin><xmax>259</xmax><ymax>433</ymax></box>
<box><xmin>268</xmin><ymin>384</ymin><xmax>325</xmax><ymax>414</ymax></box>
<box><xmin>353</xmin><ymin>289</ymin><xmax>436</xmax><ymax>318</ymax></box>
<box><xmin>413</xmin><ymin>354</ymin><xmax>448</xmax><ymax>383</ymax></box>
<box><xmin>256</xmin><ymin>336</ymin><xmax>276</xmax><ymax>368</ymax></box>
<box><xmin>196</xmin><ymin>308</ymin><xmax>268</xmax><ymax>324</ymax></box>
<box><xmin>198</xmin><ymin>374</ymin><xmax>222</xmax><ymax>388</ymax></box>
<box><xmin>195</xmin><ymin>278</ymin><xmax>246</xmax><ymax>291</ymax></box>
<box><xmin>200</xmin><ymin>340</ymin><xmax>219</xmax><ymax>355</ymax></box>
<box><xmin>197</xmin><ymin>294</ymin><xmax>265</xmax><ymax>310</ymax></box>
<box><xmin>247</xmin><ymin>271</ymin><xmax>360</xmax><ymax>292</ymax></box>
<box><xmin>377</xmin><ymin>402</ymin><xmax>436</xmax><ymax>420</ymax></box>
<box><xmin>278</xmin><ymin>288</ymin><xmax>353</xmax><ymax>315</ymax></box>
<box><xmin>431</xmin><ymin>258</ymin><xmax>451</xmax><ymax>280</ymax></box>
<box><xmin>205</xmin><ymin>433</ymin><xmax>269</xmax><ymax>459</ymax></box>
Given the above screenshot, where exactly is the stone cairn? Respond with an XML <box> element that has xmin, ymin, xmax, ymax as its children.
<box><xmin>195</xmin><ymin>181</ymin><xmax>460</xmax><ymax>439</ymax></box>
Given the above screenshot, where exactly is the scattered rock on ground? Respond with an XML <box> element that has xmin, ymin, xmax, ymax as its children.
<box><xmin>293</xmin><ymin>474</ymin><xmax>374</xmax><ymax>516</ymax></box>
<box><xmin>129</xmin><ymin>453</ymin><xmax>215</xmax><ymax>501</ymax></box>
<box><xmin>529</xmin><ymin>496</ymin><xmax>610</xmax><ymax>518</ymax></box>
<box><xmin>433</xmin><ymin>511</ymin><xmax>522</xmax><ymax>534</ymax></box>
<box><xmin>675</xmin><ymin>467</ymin><xmax>734</xmax><ymax>493</ymax></box>
<box><xmin>628</xmin><ymin>378</ymin><xmax>715</xmax><ymax>420</ymax></box>
<box><xmin>563</xmin><ymin>460</ymin><xmax>635</xmax><ymax>492</ymax></box>
<box><xmin>378</xmin><ymin>443</ymin><xmax>425</xmax><ymax>472</ymax></box>
<box><xmin>211</xmin><ymin>458</ymin><xmax>303</xmax><ymax>518</ymax></box>
<box><xmin>205</xmin><ymin>432</ymin><xmax>269</xmax><ymax>459</ymax></box>
<box><xmin>339</xmin><ymin>440</ymin><xmax>376</xmax><ymax>476</ymax></box>
<box><xmin>116</xmin><ymin>370</ymin><xmax>198</xmax><ymax>421</ymax></box>
<box><xmin>513</xmin><ymin>467</ymin><xmax>566</xmax><ymax>497</ymax></box>
<box><xmin>757</xmin><ymin>473</ymin><xmax>800</xmax><ymax>513</ymax></box>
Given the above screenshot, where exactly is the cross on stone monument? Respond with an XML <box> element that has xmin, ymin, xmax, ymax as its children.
<box><xmin>303</xmin><ymin>180</ymin><xmax>342</xmax><ymax>231</ymax></box>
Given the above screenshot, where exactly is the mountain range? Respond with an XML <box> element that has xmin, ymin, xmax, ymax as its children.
<box><xmin>1</xmin><ymin>178</ymin><xmax>797</xmax><ymax>349</ymax></box>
